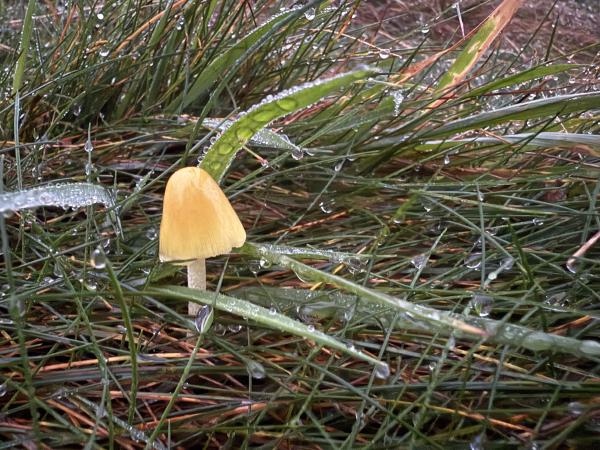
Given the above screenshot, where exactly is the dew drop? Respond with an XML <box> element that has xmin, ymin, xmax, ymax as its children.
<box><xmin>568</xmin><ymin>401</ymin><xmax>585</xmax><ymax>416</ymax></box>
<box><xmin>470</xmin><ymin>294</ymin><xmax>493</xmax><ymax>317</ymax></box>
<box><xmin>145</xmin><ymin>227</ymin><xmax>157</xmax><ymax>240</ymax></box>
<box><xmin>291</xmin><ymin>147</ymin><xmax>304</xmax><ymax>160</ymax></box>
<box><xmin>98</xmin><ymin>48</ymin><xmax>110</xmax><ymax>57</ymax></box>
<box><xmin>248</xmin><ymin>260</ymin><xmax>261</xmax><ymax>275</ymax></box>
<box><xmin>90</xmin><ymin>248</ymin><xmax>107</xmax><ymax>269</ymax></box>
<box><xmin>96</xmin><ymin>12</ymin><xmax>104</xmax><ymax>20</ymax></box>
<box><xmin>378</xmin><ymin>49</ymin><xmax>391</xmax><ymax>59</ymax></box>
<box><xmin>307</xmin><ymin>324</ymin><xmax>315</xmax><ymax>332</ymax></box>
<box><xmin>259</xmin><ymin>258</ymin><xmax>271</xmax><ymax>269</ymax></box>
<box><xmin>194</xmin><ymin>305</ymin><xmax>213</xmax><ymax>333</ymax></box>
<box><xmin>0</xmin><ymin>382</ymin><xmax>7</xmax><ymax>397</ymax></box>
<box><xmin>304</xmin><ymin>8</ymin><xmax>316</xmax><ymax>20</ymax></box>
<box><xmin>565</xmin><ymin>257</ymin><xmax>580</xmax><ymax>274</ymax></box>
<box><xmin>410</xmin><ymin>254</ymin><xmax>427</xmax><ymax>270</ymax></box>
<box><xmin>246</xmin><ymin>360</ymin><xmax>266</xmax><ymax>379</ymax></box>
<box><xmin>334</xmin><ymin>159</ymin><xmax>344</xmax><ymax>172</ymax></box>
<box><xmin>374</xmin><ymin>362</ymin><xmax>390</xmax><ymax>379</ymax></box>
<box><xmin>319</xmin><ymin>199</ymin><xmax>334</xmax><ymax>214</ymax></box>
<box><xmin>269</xmin><ymin>306</ymin><xmax>277</xmax><ymax>315</ymax></box>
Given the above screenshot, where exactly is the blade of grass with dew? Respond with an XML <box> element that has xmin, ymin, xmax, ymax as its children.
<box><xmin>417</xmin><ymin>132</ymin><xmax>600</xmax><ymax>152</ymax></box>
<box><xmin>0</xmin><ymin>183</ymin><xmax>114</xmax><ymax>214</ymax></box>
<box><xmin>201</xmin><ymin>68</ymin><xmax>376</xmax><ymax>182</ymax></box>
<box><xmin>435</xmin><ymin>0</ymin><xmax>524</xmax><ymax>94</ymax></box>
<box><xmin>165</xmin><ymin>5</ymin><xmax>304</xmax><ymax>112</ymax></box>
<box><xmin>242</xmin><ymin>243</ymin><xmax>486</xmax><ymax>337</ymax></box>
<box><xmin>148</xmin><ymin>286</ymin><xmax>386</xmax><ymax>369</ymax></box>
<box><xmin>418</xmin><ymin>92</ymin><xmax>600</xmax><ymax>139</ymax></box>
<box><xmin>464</xmin><ymin>64</ymin><xmax>582</xmax><ymax>98</ymax></box>
<box><xmin>243</xmin><ymin>243</ymin><xmax>600</xmax><ymax>359</ymax></box>
<box><xmin>12</xmin><ymin>0</ymin><xmax>36</xmax><ymax>94</ymax></box>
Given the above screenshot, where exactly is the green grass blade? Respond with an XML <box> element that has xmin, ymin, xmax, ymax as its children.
<box><xmin>243</xmin><ymin>243</ymin><xmax>486</xmax><ymax>338</ymax></box>
<box><xmin>419</xmin><ymin>92</ymin><xmax>600</xmax><ymax>139</ymax></box>
<box><xmin>12</xmin><ymin>0</ymin><xmax>36</xmax><ymax>94</ymax></box>
<box><xmin>200</xmin><ymin>68</ymin><xmax>376</xmax><ymax>182</ymax></box>
<box><xmin>148</xmin><ymin>285</ymin><xmax>386</xmax><ymax>370</ymax></box>
<box><xmin>465</xmin><ymin>64</ymin><xmax>581</xmax><ymax>98</ymax></box>
<box><xmin>436</xmin><ymin>0</ymin><xmax>523</xmax><ymax>92</ymax></box>
<box><xmin>166</xmin><ymin>6</ymin><xmax>304</xmax><ymax>112</ymax></box>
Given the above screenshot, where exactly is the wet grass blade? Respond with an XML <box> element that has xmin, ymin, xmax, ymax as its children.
<box><xmin>201</xmin><ymin>68</ymin><xmax>376</xmax><ymax>182</ymax></box>
<box><xmin>149</xmin><ymin>285</ymin><xmax>387</xmax><ymax>370</ymax></box>
<box><xmin>243</xmin><ymin>243</ymin><xmax>486</xmax><ymax>338</ymax></box>
<box><xmin>166</xmin><ymin>6</ymin><xmax>304</xmax><ymax>113</ymax></box>
<box><xmin>12</xmin><ymin>0</ymin><xmax>36</xmax><ymax>94</ymax></box>
<box><xmin>419</xmin><ymin>92</ymin><xmax>600</xmax><ymax>139</ymax></box>
<box><xmin>464</xmin><ymin>63</ymin><xmax>581</xmax><ymax>98</ymax></box>
<box><xmin>436</xmin><ymin>0</ymin><xmax>524</xmax><ymax>93</ymax></box>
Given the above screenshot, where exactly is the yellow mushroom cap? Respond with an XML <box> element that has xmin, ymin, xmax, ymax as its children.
<box><xmin>159</xmin><ymin>167</ymin><xmax>246</xmax><ymax>262</ymax></box>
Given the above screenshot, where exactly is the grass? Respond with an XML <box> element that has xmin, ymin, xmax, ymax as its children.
<box><xmin>1</xmin><ymin>0</ymin><xmax>599</xmax><ymax>448</ymax></box>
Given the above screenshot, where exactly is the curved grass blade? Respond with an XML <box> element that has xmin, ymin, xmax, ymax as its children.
<box><xmin>243</xmin><ymin>243</ymin><xmax>486</xmax><ymax>337</ymax></box>
<box><xmin>201</xmin><ymin>68</ymin><xmax>376</xmax><ymax>182</ymax></box>
<box><xmin>149</xmin><ymin>285</ymin><xmax>387</xmax><ymax>370</ymax></box>
<box><xmin>465</xmin><ymin>64</ymin><xmax>581</xmax><ymax>98</ymax></box>
<box><xmin>0</xmin><ymin>183</ymin><xmax>114</xmax><ymax>214</ymax></box>
<box><xmin>436</xmin><ymin>0</ymin><xmax>523</xmax><ymax>93</ymax></box>
<box><xmin>244</xmin><ymin>244</ymin><xmax>600</xmax><ymax>360</ymax></box>
<box><xmin>422</xmin><ymin>132</ymin><xmax>600</xmax><ymax>151</ymax></box>
<box><xmin>202</xmin><ymin>118</ymin><xmax>302</xmax><ymax>152</ymax></box>
<box><xmin>419</xmin><ymin>92</ymin><xmax>600</xmax><ymax>139</ymax></box>
<box><xmin>166</xmin><ymin>5</ymin><xmax>303</xmax><ymax>112</ymax></box>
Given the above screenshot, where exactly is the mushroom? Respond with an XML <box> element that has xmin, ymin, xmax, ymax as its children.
<box><xmin>159</xmin><ymin>167</ymin><xmax>246</xmax><ymax>317</ymax></box>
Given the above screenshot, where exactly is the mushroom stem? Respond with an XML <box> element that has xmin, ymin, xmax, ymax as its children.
<box><xmin>187</xmin><ymin>258</ymin><xmax>206</xmax><ymax>316</ymax></box>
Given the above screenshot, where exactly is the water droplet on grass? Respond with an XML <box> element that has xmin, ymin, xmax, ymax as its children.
<box><xmin>194</xmin><ymin>305</ymin><xmax>213</xmax><ymax>333</ymax></box>
<box><xmin>291</xmin><ymin>147</ymin><xmax>304</xmax><ymax>160</ymax></box>
<box><xmin>319</xmin><ymin>199</ymin><xmax>334</xmax><ymax>214</ymax></box>
<box><xmin>471</xmin><ymin>294</ymin><xmax>493</xmax><ymax>317</ymax></box>
<box><xmin>568</xmin><ymin>401</ymin><xmax>585</xmax><ymax>416</ymax></box>
<box><xmin>304</xmin><ymin>8</ymin><xmax>316</xmax><ymax>20</ymax></box>
<box><xmin>90</xmin><ymin>248</ymin><xmax>106</xmax><ymax>269</ymax></box>
<box><xmin>145</xmin><ymin>227</ymin><xmax>157</xmax><ymax>240</ymax></box>
<box><xmin>410</xmin><ymin>254</ymin><xmax>427</xmax><ymax>270</ymax></box>
<box><xmin>0</xmin><ymin>382</ymin><xmax>7</xmax><ymax>397</ymax></box>
<box><xmin>247</xmin><ymin>360</ymin><xmax>266</xmax><ymax>379</ymax></box>
<box><xmin>248</xmin><ymin>260</ymin><xmax>260</xmax><ymax>275</ymax></box>
<box><xmin>390</xmin><ymin>90</ymin><xmax>404</xmax><ymax>116</ymax></box>
<box><xmin>374</xmin><ymin>362</ymin><xmax>390</xmax><ymax>379</ymax></box>
<box><xmin>378</xmin><ymin>49</ymin><xmax>390</xmax><ymax>59</ymax></box>
<box><xmin>566</xmin><ymin>257</ymin><xmax>580</xmax><ymax>274</ymax></box>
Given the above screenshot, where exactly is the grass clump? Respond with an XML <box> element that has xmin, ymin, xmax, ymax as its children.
<box><xmin>1</xmin><ymin>0</ymin><xmax>599</xmax><ymax>448</ymax></box>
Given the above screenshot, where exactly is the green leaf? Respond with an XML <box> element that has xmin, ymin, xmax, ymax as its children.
<box><xmin>149</xmin><ymin>285</ymin><xmax>387</xmax><ymax>370</ymax></box>
<box><xmin>200</xmin><ymin>68</ymin><xmax>376</xmax><ymax>182</ymax></box>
